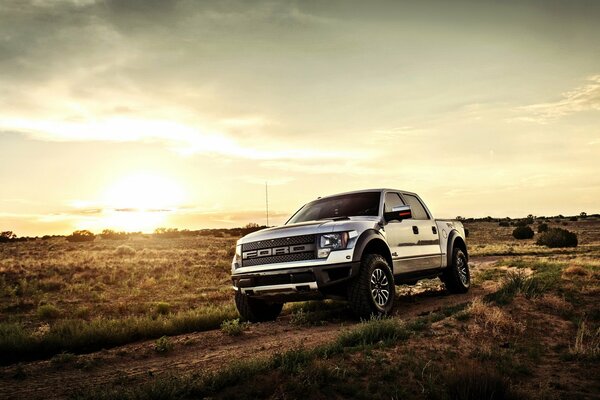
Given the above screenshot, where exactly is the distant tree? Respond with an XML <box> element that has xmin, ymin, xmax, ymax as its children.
<box><xmin>580</xmin><ymin>212</ymin><xmax>587</xmax><ymax>218</ymax></box>
<box><xmin>154</xmin><ymin>228</ymin><xmax>180</xmax><ymax>238</ymax></box>
<box><xmin>244</xmin><ymin>222</ymin><xmax>261</xmax><ymax>229</ymax></box>
<box><xmin>455</xmin><ymin>216</ymin><xmax>465</xmax><ymax>221</ymax></box>
<box><xmin>66</xmin><ymin>230</ymin><xmax>95</xmax><ymax>243</ymax></box>
<box><xmin>0</xmin><ymin>231</ymin><xmax>17</xmax><ymax>243</ymax></box>
<box><xmin>100</xmin><ymin>229</ymin><xmax>129</xmax><ymax>240</ymax></box>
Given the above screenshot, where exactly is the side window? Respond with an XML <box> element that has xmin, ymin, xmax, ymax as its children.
<box><xmin>402</xmin><ymin>194</ymin><xmax>430</xmax><ymax>220</ymax></box>
<box><xmin>384</xmin><ymin>192</ymin><xmax>405</xmax><ymax>213</ymax></box>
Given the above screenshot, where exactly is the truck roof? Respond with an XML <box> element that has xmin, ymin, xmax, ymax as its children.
<box><xmin>316</xmin><ymin>188</ymin><xmax>417</xmax><ymax>200</ymax></box>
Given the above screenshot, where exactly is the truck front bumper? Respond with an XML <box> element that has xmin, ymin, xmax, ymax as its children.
<box><xmin>231</xmin><ymin>261</ymin><xmax>361</xmax><ymax>300</ymax></box>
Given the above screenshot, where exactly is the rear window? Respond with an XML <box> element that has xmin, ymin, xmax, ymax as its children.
<box><xmin>287</xmin><ymin>192</ymin><xmax>381</xmax><ymax>224</ymax></box>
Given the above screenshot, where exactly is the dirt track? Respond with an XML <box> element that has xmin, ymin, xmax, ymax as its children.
<box><xmin>0</xmin><ymin>258</ymin><xmax>498</xmax><ymax>400</ymax></box>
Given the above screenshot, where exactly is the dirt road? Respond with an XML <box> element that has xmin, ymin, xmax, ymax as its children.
<box><xmin>0</xmin><ymin>257</ymin><xmax>498</xmax><ymax>400</ymax></box>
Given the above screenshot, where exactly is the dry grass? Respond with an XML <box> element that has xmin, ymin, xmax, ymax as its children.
<box><xmin>534</xmin><ymin>294</ymin><xmax>574</xmax><ymax>315</ymax></box>
<box><xmin>0</xmin><ymin>236</ymin><xmax>236</xmax><ymax>326</ymax></box>
<box><xmin>563</xmin><ymin>265</ymin><xmax>588</xmax><ymax>277</ymax></box>
<box><xmin>464</xmin><ymin>298</ymin><xmax>525</xmax><ymax>337</ymax></box>
<box><xmin>0</xmin><ymin>235</ymin><xmax>238</xmax><ymax>362</ymax></box>
<box><xmin>465</xmin><ymin>219</ymin><xmax>600</xmax><ymax>257</ymax></box>
<box><xmin>570</xmin><ymin>320</ymin><xmax>600</xmax><ymax>360</ymax></box>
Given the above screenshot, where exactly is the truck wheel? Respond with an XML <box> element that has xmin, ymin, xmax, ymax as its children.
<box><xmin>235</xmin><ymin>291</ymin><xmax>283</xmax><ymax>322</ymax></box>
<box><xmin>441</xmin><ymin>248</ymin><xmax>470</xmax><ymax>293</ymax></box>
<box><xmin>347</xmin><ymin>254</ymin><xmax>395</xmax><ymax>319</ymax></box>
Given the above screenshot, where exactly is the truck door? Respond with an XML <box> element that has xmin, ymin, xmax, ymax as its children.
<box><xmin>383</xmin><ymin>192</ymin><xmax>423</xmax><ymax>274</ymax></box>
<box><xmin>399</xmin><ymin>193</ymin><xmax>442</xmax><ymax>270</ymax></box>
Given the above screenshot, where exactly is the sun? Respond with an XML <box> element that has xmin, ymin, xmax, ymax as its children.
<box><xmin>96</xmin><ymin>173</ymin><xmax>186</xmax><ymax>232</ymax></box>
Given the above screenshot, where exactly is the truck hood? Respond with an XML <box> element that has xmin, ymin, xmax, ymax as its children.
<box><xmin>237</xmin><ymin>216</ymin><xmax>381</xmax><ymax>245</ymax></box>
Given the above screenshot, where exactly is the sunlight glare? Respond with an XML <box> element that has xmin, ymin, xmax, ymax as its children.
<box><xmin>96</xmin><ymin>173</ymin><xmax>186</xmax><ymax>232</ymax></box>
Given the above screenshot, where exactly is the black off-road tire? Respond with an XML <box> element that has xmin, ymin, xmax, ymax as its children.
<box><xmin>347</xmin><ymin>254</ymin><xmax>395</xmax><ymax>319</ymax></box>
<box><xmin>441</xmin><ymin>248</ymin><xmax>470</xmax><ymax>293</ymax></box>
<box><xmin>235</xmin><ymin>291</ymin><xmax>283</xmax><ymax>322</ymax></box>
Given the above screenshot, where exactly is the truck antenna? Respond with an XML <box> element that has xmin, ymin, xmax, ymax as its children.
<box><xmin>265</xmin><ymin>181</ymin><xmax>269</xmax><ymax>227</ymax></box>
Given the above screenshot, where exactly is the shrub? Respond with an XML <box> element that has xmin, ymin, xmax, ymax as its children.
<box><xmin>536</xmin><ymin>228</ymin><xmax>578</xmax><ymax>248</ymax></box>
<box><xmin>498</xmin><ymin>221</ymin><xmax>510</xmax><ymax>227</ymax></box>
<box><xmin>220</xmin><ymin>319</ymin><xmax>247</xmax><ymax>336</ymax></box>
<box><xmin>154</xmin><ymin>336</ymin><xmax>173</xmax><ymax>353</ymax></box>
<box><xmin>37</xmin><ymin>304</ymin><xmax>61</xmax><ymax>320</ymax></box>
<box><xmin>537</xmin><ymin>223</ymin><xmax>548</xmax><ymax>233</ymax></box>
<box><xmin>114</xmin><ymin>245</ymin><xmax>135</xmax><ymax>256</ymax></box>
<box><xmin>66</xmin><ymin>230</ymin><xmax>95</xmax><ymax>243</ymax></box>
<box><xmin>512</xmin><ymin>226</ymin><xmax>534</xmax><ymax>239</ymax></box>
<box><xmin>155</xmin><ymin>302</ymin><xmax>171</xmax><ymax>315</ymax></box>
<box><xmin>569</xmin><ymin>216</ymin><xmax>578</xmax><ymax>222</ymax></box>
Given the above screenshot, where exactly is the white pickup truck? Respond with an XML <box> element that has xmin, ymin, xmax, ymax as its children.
<box><xmin>231</xmin><ymin>189</ymin><xmax>469</xmax><ymax>321</ymax></box>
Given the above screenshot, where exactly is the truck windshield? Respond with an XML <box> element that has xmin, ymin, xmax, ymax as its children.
<box><xmin>287</xmin><ymin>192</ymin><xmax>381</xmax><ymax>224</ymax></box>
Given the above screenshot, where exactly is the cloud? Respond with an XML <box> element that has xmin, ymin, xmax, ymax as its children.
<box><xmin>517</xmin><ymin>75</ymin><xmax>600</xmax><ymax>123</ymax></box>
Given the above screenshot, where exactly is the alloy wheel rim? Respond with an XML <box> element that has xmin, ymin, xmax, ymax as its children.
<box><xmin>370</xmin><ymin>268</ymin><xmax>390</xmax><ymax>307</ymax></box>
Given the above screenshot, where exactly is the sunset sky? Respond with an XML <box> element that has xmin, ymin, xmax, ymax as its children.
<box><xmin>1</xmin><ymin>0</ymin><xmax>599</xmax><ymax>236</ymax></box>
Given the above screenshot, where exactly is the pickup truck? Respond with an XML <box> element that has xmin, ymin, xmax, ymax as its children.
<box><xmin>231</xmin><ymin>189</ymin><xmax>469</xmax><ymax>321</ymax></box>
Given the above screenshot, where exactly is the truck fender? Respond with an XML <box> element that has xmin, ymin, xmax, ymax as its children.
<box><xmin>352</xmin><ymin>229</ymin><xmax>393</xmax><ymax>268</ymax></box>
<box><xmin>446</xmin><ymin>230</ymin><xmax>468</xmax><ymax>267</ymax></box>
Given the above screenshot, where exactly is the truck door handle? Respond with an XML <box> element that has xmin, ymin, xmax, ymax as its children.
<box><xmin>412</xmin><ymin>226</ymin><xmax>419</xmax><ymax>234</ymax></box>
<box><xmin>432</xmin><ymin>226</ymin><xmax>437</xmax><ymax>234</ymax></box>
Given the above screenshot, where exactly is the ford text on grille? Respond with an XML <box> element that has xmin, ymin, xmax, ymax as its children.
<box><xmin>242</xmin><ymin>244</ymin><xmax>315</xmax><ymax>259</ymax></box>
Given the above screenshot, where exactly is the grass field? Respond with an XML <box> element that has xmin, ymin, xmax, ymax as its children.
<box><xmin>0</xmin><ymin>235</ymin><xmax>238</xmax><ymax>362</ymax></box>
<box><xmin>1</xmin><ymin>218</ymin><xmax>599</xmax><ymax>399</ymax></box>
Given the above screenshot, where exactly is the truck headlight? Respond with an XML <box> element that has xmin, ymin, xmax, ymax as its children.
<box><xmin>318</xmin><ymin>232</ymin><xmax>349</xmax><ymax>258</ymax></box>
<box><xmin>232</xmin><ymin>244</ymin><xmax>242</xmax><ymax>270</ymax></box>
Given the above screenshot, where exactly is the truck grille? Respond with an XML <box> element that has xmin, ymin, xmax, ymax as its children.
<box><xmin>241</xmin><ymin>234</ymin><xmax>316</xmax><ymax>267</ymax></box>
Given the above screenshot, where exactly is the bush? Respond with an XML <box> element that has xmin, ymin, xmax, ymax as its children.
<box><xmin>498</xmin><ymin>221</ymin><xmax>510</xmax><ymax>227</ymax></box>
<box><xmin>37</xmin><ymin>304</ymin><xmax>61</xmax><ymax>320</ymax></box>
<box><xmin>66</xmin><ymin>230</ymin><xmax>95</xmax><ymax>243</ymax></box>
<box><xmin>154</xmin><ymin>336</ymin><xmax>173</xmax><ymax>353</ymax></box>
<box><xmin>537</xmin><ymin>223</ymin><xmax>548</xmax><ymax>233</ymax></box>
<box><xmin>155</xmin><ymin>302</ymin><xmax>171</xmax><ymax>315</ymax></box>
<box><xmin>569</xmin><ymin>216</ymin><xmax>578</xmax><ymax>222</ymax></box>
<box><xmin>536</xmin><ymin>228</ymin><xmax>578</xmax><ymax>248</ymax></box>
<box><xmin>114</xmin><ymin>245</ymin><xmax>135</xmax><ymax>256</ymax></box>
<box><xmin>512</xmin><ymin>226</ymin><xmax>534</xmax><ymax>239</ymax></box>
<box><xmin>220</xmin><ymin>319</ymin><xmax>247</xmax><ymax>336</ymax></box>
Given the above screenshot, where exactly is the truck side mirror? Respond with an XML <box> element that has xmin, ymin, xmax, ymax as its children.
<box><xmin>384</xmin><ymin>205</ymin><xmax>412</xmax><ymax>222</ymax></box>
